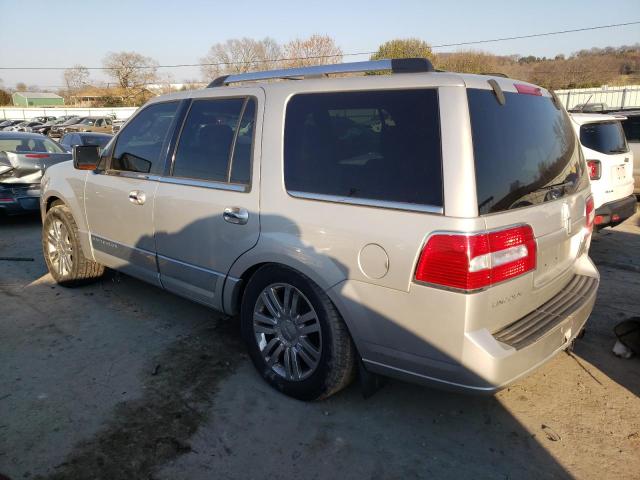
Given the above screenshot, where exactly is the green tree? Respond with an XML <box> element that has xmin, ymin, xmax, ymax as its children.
<box><xmin>370</xmin><ymin>38</ymin><xmax>435</xmax><ymax>62</ymax></box>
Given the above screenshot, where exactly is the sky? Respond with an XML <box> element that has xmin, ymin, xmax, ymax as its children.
<box><xmin>0</xmin><ymin>0</ymin><xmax>638</xmax><ymax>89</ymax></box>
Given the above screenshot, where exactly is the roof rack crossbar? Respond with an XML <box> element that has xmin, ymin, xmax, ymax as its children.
<box><xmin>207</xmin><ymin>58</ymin><xmax>434</xmax><ymax>87</ymax></box>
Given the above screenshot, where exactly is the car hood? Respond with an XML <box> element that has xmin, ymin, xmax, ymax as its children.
<box><xmin>0</xmin><ymin>151</ymin><xmax>72</xmax><ymax>184</ymax></box>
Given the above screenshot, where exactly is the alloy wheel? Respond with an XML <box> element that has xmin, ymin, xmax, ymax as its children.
<box><xmin>253</xmin><ymin>283</ymin><xmax>322</xmax><ymax>381</ymax></box>
<box><xmin>46</xmin><ymin>219</ymin><xmax>73</xmax><ymax>277</ymax></box>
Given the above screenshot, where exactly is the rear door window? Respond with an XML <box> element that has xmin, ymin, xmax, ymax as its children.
<box><xmin>468</xmin><ymin>89</ymin><xmax>587</xmax><ymax>214</ymax></box>
<box><xmin>284</xmin><ymin>89</ymin><xmax>443</xmax><ymax>207</ymax></box>
<box><xmin>580</xmin><ymin>121</ymin><xmax>628</xmax><ymax>154</ymax></box>
<box><xmin>172</xmin><ymin>97</ymin><xmax>254</xmax><ymax>185</ymax></box>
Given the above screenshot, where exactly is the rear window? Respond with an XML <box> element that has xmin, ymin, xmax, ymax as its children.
<box><xmin>580</xmin><ymin>121</ymin><xmax>628</xmax><ymax>154</ymax></box>
<box><xmin>80</xmin><ymin>134</ymin><xmax>111</xmax><ymax>147</ymax></box>
<box><xmin>284</xmin><ymin>89</ymin><xmax>443</xmax><ymax>208</ymax></box>
<box><xmin>468</xmin><ymin>89</ymin><xmax>587</xmax><ymax>215</ymax></box>
<box><xmin>0</xmin><ymin>137</ymin><xmax>65</xmax><ymax>154</ymax></box>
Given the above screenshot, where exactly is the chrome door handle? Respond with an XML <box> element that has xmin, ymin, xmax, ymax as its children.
<box><xmin>128</xmin><ymin>190</ymin><xmax>146</xmax><ymax>205</ymax></box>
<box><xmin>223</xmin><ymin>207</ymin><xmax>249</xmax><ymax>225</ymax></box>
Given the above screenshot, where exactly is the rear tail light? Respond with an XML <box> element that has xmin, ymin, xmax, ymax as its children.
<box><xmin>415</xmin><ymin>225</ymin><xmax>536</xmax><ymax>292</ymax></box>
<box><xmin>586</xmin><ymin>160</ymin><xmax>601</xmax><ymax>180</ymax></box>
<box><xmin>25</xmin><ymin>153</ymin><xmax>50</xmax><ymax>158</ymax></box>
<box><xmin>514</xmin><ymin>83</ymin><xmax>542</xmax><ymax>96</ymax></box>
<box><xmin>585</xmin><ymin>195</ymin><xmax>595</xmax><ymax>230</ymax></box>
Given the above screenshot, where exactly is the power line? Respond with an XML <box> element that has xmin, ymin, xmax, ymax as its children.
<box><xmin>4</xmin><ymin>69</ymin><xmax>640</xmax><ymax>90</ymax></box>
<box><xmin>0</xmin><ymin>21</ymin><xmax>638</xmax><ymax>71</ymax></box>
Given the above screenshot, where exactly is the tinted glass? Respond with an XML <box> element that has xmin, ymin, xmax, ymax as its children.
<box><xmin>580</xmin><ymin>121</ymin><xmax>628</xmax><ymax>154</ymax></box>
<box><xmin>468</xmin><ymin>89</ymin><xmax>587</xmax><ymax>214</ymax></box>
<box><xmin>173</xmin><ymin>98</ymin><xmax>245</xmax><ymax>182</ymax></box>
<box><xmin>230</xmin><ymin>98</ymin><xmax>256</xmax><ymax>185</ymax></box>
<box><xmin>80</xmin><ymin>134</ymin><xmax>112</xmax><ymax>148</ymax></box>
<box><xmin>620</xmin><ymin>116</ymin><xmax>640</xmax><ymax>142</ymax></box>
<box><xmin>59</xmin><ymin>134</ymin><xmax>72</xmax><ymax>147</ymax></box>
<box><xmin>112</xmin><ymin>102</ymin><xmax>178</xmax><ymax>174</ymax></box>
<box><xmin>284</xmin><ymin>89</ymin><xmax>442</xmax><ymax>206</ymax></box>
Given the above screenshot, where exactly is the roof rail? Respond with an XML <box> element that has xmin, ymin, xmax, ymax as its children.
<box><xmin>207</xmin><ymin>58</ymin><xmax>434</xmax><ymax>87</ymax></box>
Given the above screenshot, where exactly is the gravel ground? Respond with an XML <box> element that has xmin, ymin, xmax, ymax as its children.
<box><xmin>0</xmin><ymin>210</ymin><xmax>638</xmax><ymax>480</ymax></box>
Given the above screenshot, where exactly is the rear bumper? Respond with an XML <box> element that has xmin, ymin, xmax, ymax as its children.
<box><xmin>332</xmin><ymin>254</ymin><xmax>599</xmax><ymax>394</ymax></box>
<box><xmin>0</xmin><ymin>187</ymin><xmax>41</xmax><ymax>215</ymax></box>
<box><xmin>595</xmin><ymin>195</ymin><xmax>637</xmax><ymax>226</ymax></box>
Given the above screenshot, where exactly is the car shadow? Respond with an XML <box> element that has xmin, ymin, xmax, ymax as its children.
<box><xmin>25</xmin><ymin>213</ymin><xmax>572</xmax><ymax>480</ymax></box>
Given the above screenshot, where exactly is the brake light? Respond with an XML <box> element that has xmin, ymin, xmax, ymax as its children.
<box><xmin>25</xmin><ymin>153</ymin><xmax>50</xmax><ymax>158</ymax></box>
<box><xmin>415</xmin><ymin>225</ymin><xmax>536</xmax><ymax>291</ymax></box>
<box><xmin>585</xmin><ymin>195</ymin><xmax>595</xmax><ymax>230</ymax></box>
<box><xmin>514</xmin><ymin>83</ymin><xmax>542</xmax><ymax>96</ymax></box>
<box><xmin>587</xmin><ymin>160</ymin><xmax>601</xmax><ymax>180</ymax></box>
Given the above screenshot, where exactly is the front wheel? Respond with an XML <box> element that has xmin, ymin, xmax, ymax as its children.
<box><xmin>241</xmin><ymin>265</ymin><xmax>357</xmax><ymax>400</ymax></box>
<box><xmin>42</xmin><ymin>204</ymin><xmax>104</xmax><ymax>286</ymax></box>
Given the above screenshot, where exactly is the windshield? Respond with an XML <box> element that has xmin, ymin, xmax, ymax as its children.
<box><xmin>0</xmin><ymin>136</ymin><xmax>66</xmax><ymax>154</ymax></box>
<box><xmin>580</xmin><ymin>121</ymin><xmax>628</xmax><ymax>154</ymax></box>
<box><xmin>468</xmin><ymin>88</ymin><xmax>588</xmax><ymax>215</ymax></box>
<box><xmin>79</xmin><ymin>118</ymin><xmax>96</xmax><ymax>125</ymax></box>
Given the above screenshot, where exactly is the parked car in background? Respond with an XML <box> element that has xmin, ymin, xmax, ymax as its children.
<box><xmin>570</xmin><ymin>113</ymin><xmax>636</xmax><ymax>228</ymax></box>
<box><xmin>4</xmin><ymin>121</ymin><xmax>43</xmax><ymax>132</ymax></box>
<box><xmin>0</xmin><ymin>132</ymin><xmax>71</xmax><ymax>215</ymax></box>
<box><xmin>33</xmin><ymin>116</ymin><xmax>80</xmax><ymax>137</ymax></box>
<box><xmin>41</xmin><ymin>59</ymin><xmax>599</xmax><ymax>400</ymax></box>
<box><xmin>111</xmin><ymin>119</ymin><xmax>126</xmax><ymax>134</ymax></box>
<box><xmin>609</xmin><ymin>109</ymin><xmax>640</xmax><ymax>196</ymax></box>
<box><xmin>59</xmin><ymin>132</ymin><xmax>113</xmax><ymax>152</ymax></box>
<box><xmin>0</xmin><ymin>120</ymin><xmax>24</xmax><ymax>130</ymax></box>
<box><xmin>49</xmin><ymin>117</ymin><xmax>86</xmax><ymax>138</ymax></box>
<box><xmin>31</xmin><ymin>116</ymin><xmax>57</xmax><ymax>124</ymax></box>
<box><xmin>62</xmin><ymin>116</ymin><xmax>113</xmax><ymax>134</ymax></box>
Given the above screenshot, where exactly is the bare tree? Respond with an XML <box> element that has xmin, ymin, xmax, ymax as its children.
<box><xmin>200</xmin><ymin>37</ymin><xmax>281</xmax><ymax>80</ymax></box>
<box><xmin>63</xmin><ymin>64</ymin><xmax>90</xmax><ymax>94</ymax></box>
<box><xmin>103</xmin><ymin>51</ymin><xmax>158</xmax><ymax>103</ymax></box>
<box><xmin>282</xmin><ymin>35</ymin><xmax>342</xmax><ymax>68</ymax></box>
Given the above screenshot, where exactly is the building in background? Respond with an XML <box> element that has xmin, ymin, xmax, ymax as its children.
<box><xmin>12</xmin><ymin>92</ymin><xmax>65</xmax><ymax>107</ymax></box>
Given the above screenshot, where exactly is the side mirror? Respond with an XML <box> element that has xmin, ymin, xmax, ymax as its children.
<box><xmin>73</xmin><ymin>145</ymin><xmax>100</xmax><ymax>170</ymax></box>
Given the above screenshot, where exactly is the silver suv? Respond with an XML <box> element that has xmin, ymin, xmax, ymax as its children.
<box><xmin>40</xmin><ymin>59</ymin><xmax>599</xmax><ymax>400</ymax></box>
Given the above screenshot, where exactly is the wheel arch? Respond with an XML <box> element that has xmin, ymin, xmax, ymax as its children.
<box><xmin>223</xmin><ymin>259</ymin><xmax>361</xmax><ymax>359</ymax></box>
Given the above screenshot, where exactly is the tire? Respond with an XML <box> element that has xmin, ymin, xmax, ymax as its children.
<box><xmin>42</xmin><ymin>203</ymin><xmax>104</xmax><ymax>286</ymax></box>
<box><xmin>241</xmin><ymin>265</ymin><xmax>357</xmax><ymax>401</ymax></box>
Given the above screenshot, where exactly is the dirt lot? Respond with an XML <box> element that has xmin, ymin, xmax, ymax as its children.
<box><xmin>1</xmin><ymin>210</ymin><xmax>639</xmax><ymax>480</ymax></box>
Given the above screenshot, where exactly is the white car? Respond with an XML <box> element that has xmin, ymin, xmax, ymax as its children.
<box><xmin>570</xmin><ymin>113</ymin><xmax>636</xmax><ymax>228</ymax></box>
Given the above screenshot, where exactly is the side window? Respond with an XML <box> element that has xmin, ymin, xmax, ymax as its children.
<box><xmin>172</xmin><ymin>97</ymin><xmax>246</xmax><ymax>183</ymax></box>
<box><xmin>60</xmin><ymin>134</ymin><xmax>69</xmax><ymax>147</ymax></box>
<box><xmin>111</xmin><ymin>101</ymin><xmax>179</xmax><ymax>174</ymax></box>
<box><xmin>95</xmin><ymin>119</ymin><xmax>103</xmax><ymax>127</ymax></box>
<box><xmin>621</xmin><ymin>116</ymin><xmax>640</xmax><ymax>142</ymax></box>
<box><xmin>284</xmin><ymin>89</ymin><xmax>443</xmax><ymax>207</ymax></box>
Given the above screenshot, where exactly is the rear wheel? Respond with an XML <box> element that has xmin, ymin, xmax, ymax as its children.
<box><xmin>42</xmin><ymin>204</ymin><xmax>104</xmax><ymax>286</ymax></box>
<box><xmin>241</xmin><ymin>265</ymin><xmax>356</xmax><ymax>400</ymax></box>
